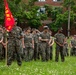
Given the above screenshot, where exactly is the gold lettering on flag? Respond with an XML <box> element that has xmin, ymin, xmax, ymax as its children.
<box><xmin>8</xmin><ymin>26</ymin><xmax>11</xmax><ymax>30</ymax></box>
<box><xmin>6</xmin><ymin>14</ymin><xmax>10</xmax><ymax>17</ymax></box>
<box><xmin>5</xmin><ymin>10</ymin><xmax>9</xmax><ymax>14</ymax></box>
<box><xmin>7</xmin><ymin>18</ymin><xmax>11</xmax><ymax>21</ymax></box>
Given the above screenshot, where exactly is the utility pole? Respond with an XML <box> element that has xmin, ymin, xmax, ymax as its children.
<box><xmin>68</xmin><ymin>4</ymin><xmax>71</xmax><ymax>38</ymax></box>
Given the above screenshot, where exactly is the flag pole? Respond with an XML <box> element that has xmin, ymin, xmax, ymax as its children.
<box><xmin>5</xmin><ymin>30</ymin><xmax>8</xmax><ymax>66</ymax></box>
<box><xmin>6</xmin><ymin>33</ymin><xmax>7</xmax><ymax>66</ymax></box>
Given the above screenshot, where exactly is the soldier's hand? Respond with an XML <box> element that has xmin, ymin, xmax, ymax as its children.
<box><xmin>50</xmin><ymin>44</ymin><xmax>52</xmax><ymax>47</ymax></box>
<box><xmin>2</xmin><ymin>42</ymin><xmax>8</xmax><ymax>46</ymax></box>
<box><xmin>60</xmin><ymin>44</ymin><xmax>64</xmax><ymax>47</ymax></box>
<box><xmin>23</xmin><ymin>46</ymin><xmax>25</xmax><ymax>48</ymax></box>
<box><xmin>32</xmin><ymin>45</ymin><xmax>34</xmax><ymax>49</ymax></box>
<box><xmin>45</xmin><ymin>39</ymin><xmax>49</xmax><ymax>42</ymax></box>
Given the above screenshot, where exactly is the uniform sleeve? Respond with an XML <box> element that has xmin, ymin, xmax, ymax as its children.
<box><xmin>62</xmin><ymin>34</ymin><xmax>65</xmax><ymax>40</ymax></box>
<box><xmin>31</xmin><ymin>34</ymin><xmax>34</xmax><ymax>41</ymax></box>
<box><xmin>39</xmin><ymin>32</ymin><xmax>42</xmax><ymax>38</ymax></box>
<box><xmin>54</xmin><ymin>34</ymin><xmax>57</xmax><ymax>41</ymax></box>
<box><xmin>32</xmin><ymin>34</ymin><xmax>35</xmax><ymax>40</ymax></box>
<box><xmin>19</xmin><ymin>27</ymin><xmax>23</xmax><ymax>37</ymax></box>
<box><xmin>49</xmin><ymin>33</ymin><xmax>52</xmax><ymax>39</ymax></box>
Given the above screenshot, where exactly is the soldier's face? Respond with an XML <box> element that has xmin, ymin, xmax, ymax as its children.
<box><xmin>27</xmin><ymin>29</ymin><xmax>31</xmax><ymax>33</ymax></box>
<box><xmin>33</xmin><ymin>31</ymin><xmax>36</xmax><ymax>34</ymax></box>
<box><xmin>44</xmin><ymin>29</ymin><xmax>48</xmax><ymax>32</ymax></box>
<box><xmin>59</xmin><ymin>30</ymin><xmax>62</xmax><ymax>33</ymax></box>
<box><xmin>15</xmin><ymin>21</ymin><xmax>17</xmax><ymax>25</ymax></box>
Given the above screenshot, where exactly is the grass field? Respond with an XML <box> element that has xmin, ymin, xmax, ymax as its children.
<box><xmin>0</xmin><ymin>56</ymin><xmax>76</xmax><ymax>75</ymax></box>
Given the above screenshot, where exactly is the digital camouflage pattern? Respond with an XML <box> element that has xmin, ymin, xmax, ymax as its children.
<box><xmin>7</xmin><ymin>26</ymin><xmax>23</xmax><ymax>66</ymax></box>
<box><xmin>54</xmin><ymin>33</ymin><xmax>65</xmax><ymax>62</ymax></box>
<box><xmin>24</xmin><ymin>33</ymin><xmax>34</xmax><ymax>61</ymax></box>
<box><xmin>33</xmin><ymin>32</ymin><xmax>40</xmax><ymax>60</ymax></box>
<box><xmin>70</xmin><ymin>39</ymin><xmax>76</xmax><ymax>56</ymax></box>
<box><xmin>39</xmin><ymin>32</ymin><xmax>51</xmax><ymax>61</ymax></box>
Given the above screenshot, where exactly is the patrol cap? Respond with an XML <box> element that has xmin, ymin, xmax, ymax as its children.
<box><xmin>58</xmin><ymin>27</ymin><xmax>63</xmax><ymax>31</ymax></box>
<box><xmin>26</xmin><ymin>27</ymin><xmax>31</xmax><ymax>31</ymax></box>
<box><xmin>43</xmin><ymin>26</ymin><xmax>49</xmax><ymax>29</ymax></box>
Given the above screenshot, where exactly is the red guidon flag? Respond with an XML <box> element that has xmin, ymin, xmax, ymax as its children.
<box><xmin>4</xmin><ymin>0</ymin><xmax>15</xmax><ymax>32</ymax></box>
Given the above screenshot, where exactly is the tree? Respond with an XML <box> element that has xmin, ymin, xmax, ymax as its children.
<box><xmin>63</xmin><ymin>0</ymin><xmax>76</xmax><ymax>37</ymax></box>
<box><xmin>46</xmin><ymin>6</ymin><xmax>63</xmax><ymax>31</ymax></box>
<box><xmin>23</xmin><ymin>6</ymin><xmax>47</xmax><ymax>28</ymax></box>
<box><xmin>22</xmin><ymin>1</ymin><xmax>47</xmax><ymax>28</ymax></box>
<box><xmin>47</xmin><ymin>0</ymin><xmax>76</xmax><ymax>33</ymax></box>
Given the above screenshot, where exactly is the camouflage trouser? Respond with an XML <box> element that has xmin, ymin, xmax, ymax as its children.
<box><xmin>34</xmin><ymin>43</ymin><xmax>39</xmax><ymax>60</ymax></box>
<box><xmin>7</xmin><ymin>39</ymin><xmax>22</xmax><ymax>66</ymax></box>
<box><xmin>50</xmin><ymin>46</ymin><xmax>53</xmax><ymax>60</ymax></box>
<box><xmin>55</xmin><ymin>44</ymin><xmax>65</xmax><ymax>62</ymax></box>
<box><xmin>63</xmin><ymin>46</ymin><xmax>69</xmax><ymax>56</ymax></box>
<box><xmin>24</xmin><ymin>47</ymin><xmax>34</xmax><ymax>62</ymax></box>
<box><xmin>70</xmin><ymin>47</ymin><xmax>76</xmax><ymax>56</ymax></box>
<box><xmin>37</xmin><ymin>42</ymin><xmax>41</xmax><ymax>60</ymax></box>
<box><xmin>0</xmin><ymin>44</ymin><xmax>3</xmax><ymax>60</ymax></box>
<box><xmin>40</xmin><ymin>42</ymin><xmax>50</xmax><ymax>61</ymax></box>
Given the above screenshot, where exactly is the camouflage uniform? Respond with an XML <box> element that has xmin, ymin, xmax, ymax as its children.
<box><xmin>37</xmin><ymin>32</ymin><xmax>42</xmax><ymax>60</ymax></box>
<box><xmin>33</xmin><ymin>32</ymin><xmax>40</xmax><ymax>60</ymax></box>
<box><xmin>7</xmin><ymin>26</ymin><xmax>23</xmax><ymax>66</ymax></box>
<box><xmin>0</xmin><ymin>30</ymin><xmax>3</xmax><ymax>60</ymax></box>
<box><xmin>63</xmin><ymin>43</ymin><xmax>69</xmax><ymax>56</ymax></box>
<box><xmin>54</xmin><ymin>33</ymin><xmax>65</xmax><ymax>62</ymax></box>
<box><xmin>24</xmin><ymin>33</ymin><xmax>34</xmax><ymax>61</ymax></box>
<box><xmin>50</xmin><ymin>37</ymin><xmax>54</xmax><ymax>60</ymax></box>
<box><xmin>70</xmin><ymin>39</ymin><xmax>76</xmax><ymax>56</ymax></box>
<box><xmin>39</xmin><ymin>32</ymin><xmax>51</xmax><ymax>61</ymax></box>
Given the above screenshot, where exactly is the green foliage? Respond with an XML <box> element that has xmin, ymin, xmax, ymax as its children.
<box><xmin>47</xmin><ymin>7</ymin><xmax>63</xmax><ymax>31</ymax></box>
<box><xmin>44</xmin><ymin>4</ymin><xmax>52</xmax><ymax>17</ymax></box>
<box><xmin>1</xmin><ymin>0</ymin><xmax>76</xmax><ymax>30</ymax></box>
<box><xmin>40</xmin><ymin>14</ymin><xmax>47</xmax><ymax>20</ymax></box>
<box><xmin>50</xmin><ymin>10</ymin><xmax>76</xmax><ymax>32</ymax></box>
<box><xmin>0</xmin><ymin>0</ymin><xmax>4</xmax><ymax>24</ymax></box>
<box><xmin>15</xmin><ymin>0</ymin><xmax>21</xmax><ymax>5</ymax></box>
<box><xmin>51</xmin><ymin>7</ymin><xmax>63</xmax><ymax>21</ymax></box>
<box><xmin>24</xmin><ymin>11</ymin><xmax>33</xmax><ymax>20</ymax></box>
<box><xmin>72</xmin><ymin>5</ymin><xmax>76</xmax><ymax>13</ymax></box>
<box><xmin>23</xmin><ymin>5</ymin><xmax>47</xmax><ymax>28</ymax></box>
<box><xmin>63</xmin><ymin>0</ymin><xmax>75</xmax><ymax>7</ymax></box>
<box><xmin>49</xmin><ymin>0</ymin><xmax>76</xmax><ymax>32</ymax></box>
<box><xmin>28</xmin><ymin>19</ymin><xmax>42</xmax><ymax>28</ymax></box>
<box><xmin>29</xmin><ymin>0</ymin><xmax>38</xmax><ymax>6</ymax></box>
<box><xmin>44</xmin><ymin>5</ymin><xmax>64</xmax><ymax>31</ymax></box>
<box><xmin>0</xmin><ymin>0</ymin><xmax>41</xmax><ymax>28</ymax></box>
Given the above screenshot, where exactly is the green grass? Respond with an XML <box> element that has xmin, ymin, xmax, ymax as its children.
<box><xmin>0</xmin><ymin>56</ymin><xmax>76</xmax><ymax>75</ymax></box>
